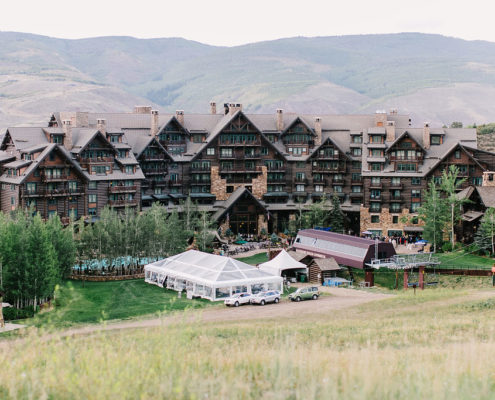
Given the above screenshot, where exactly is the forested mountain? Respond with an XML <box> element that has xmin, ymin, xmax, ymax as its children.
<box><xmin>1</xmin><ymin>31</ymin><xmax>495</xmax><ymax>128</ymax></box>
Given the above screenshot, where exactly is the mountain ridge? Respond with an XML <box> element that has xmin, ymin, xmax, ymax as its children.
<box><xmin>1</xmin><ymin>32</ymin><xmax>494</xmax><ymax>129</ymax></box>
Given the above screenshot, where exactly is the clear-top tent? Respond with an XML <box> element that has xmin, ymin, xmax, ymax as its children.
<box><xmin>144</xmin><ymin>250</ymin><xmax>283</xmax><ymax>301</ymax></box>
<box><xmin>258</xmin><ymin>249</ymin><xmax>308</xmax><ymax>277</ymax></box>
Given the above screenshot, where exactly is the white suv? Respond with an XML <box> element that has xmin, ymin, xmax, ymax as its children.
<box><xmin>250</xmin><ymin>290</ymin><xmax>281</xmax><ymax>306</ymax></box>
<box><xmin>224</xmin><ymin>293</ymin><xmax>253</xmax><ymax>307</ymax></box>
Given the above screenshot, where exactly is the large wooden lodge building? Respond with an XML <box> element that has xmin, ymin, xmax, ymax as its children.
<box><xmin>2</xmin><ymin>103</ymin><xmax>495</xmax><ymax>238</ymax></box>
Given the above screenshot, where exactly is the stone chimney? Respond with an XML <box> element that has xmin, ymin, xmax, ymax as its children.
<box><xmin>386</xmin><ymin>120</ymin><xmax>395</xmax><ymax>142</ymax></box>
<box><xmin>210</xmin><ymin>101</ymin><xmax>217</xmax><ymax>115</ymax></box>
<box><xmin>276</xmin><ymin>109</ymin><xmax>284</xmax><ymax>131</ymax></box>
<box><xmin>228</xmin><ymin>103</ymin><xmax>242</xmax><ymax>115</ymax></box>
<box><xmin>75</xmin><ymin>112</ymin><xmax>89</xmax><ymax>128</ymax></box>
<box><xmin>62</xmin><ymin>119</ymin><xmax>73</xmax><ymax>150</ymax></box>
<box><xmin>134</xmin><ymin>106</ymin><xmax>152</xmax><ymax>114</ymax></box>
<box><xmin>423</xmin><ymin>122</ymin><xmax>430</xmax><ymax>150</ymax></box>
<box><xmin>176</xmin><ymin>110</ymin><xmax>185</xmax><ymax>125</ymax></box>
<box><xmin>375</xmin><ymin>110</ymin><xmax>387</xmax><ymax>127</ymax></box>
<box><xmin>97</xmin><ymin>119</ymin><xmax>106</xmax><ymax>135</ymax></box>
<box><xmin>314</xmin><ymin>117</ymin><xmax>322</xmax><ymax>146</ymax></box>
<box><xmin>389</xmin><ymin>108</ymin><xmax>398</xmax><ymax>115</ymax></box>
<box><xmin>151</xmin><ymin>110</ymin><xmax>159</xmax><ymax>136</ymax></box>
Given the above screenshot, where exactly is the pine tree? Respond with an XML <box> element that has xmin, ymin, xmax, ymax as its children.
<box><xmin>475</xmin><ymin>207</ymin><xmax>495</xmax><ymax>254</ymax></box>
<box><xmin>328</xmin><ymin>193</ymin><xmax>345</xmax><ymax>233</ymax></box>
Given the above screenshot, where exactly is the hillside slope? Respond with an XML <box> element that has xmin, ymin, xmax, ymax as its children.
<box><xmin>1</xmin><ymin>32</ymin><xmax>495</xmax><ymax>128</ymax></box>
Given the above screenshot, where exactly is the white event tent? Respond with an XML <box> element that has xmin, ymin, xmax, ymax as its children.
<box><xmin>144</xmin><ymin>250</ymin><xmax>283</xmax><ymax>301</ymax></box>
<box><xmin>258</xmin><ymin>249</ymin><xmax>308</xmax><ymax>277</ymax></box>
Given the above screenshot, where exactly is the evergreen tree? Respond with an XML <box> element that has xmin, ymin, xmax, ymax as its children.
<box><xmin>195</xmin><ymin>210</ymin><xmax>216</xmax><ymax>252</ymax></box>
<box><xmin>303</xmin><ymin>195</ymin><xmax>328</xmax><ymax>229</ymax></box>
<box><xmin>328</xmin><ymin>193</ymin><xmax>345</xmax><ymax>233</ymax></box>
<box><xmin>475</xmin><ymin>207</ymin><xmax>495</xmax><ymax>254</ymax></box>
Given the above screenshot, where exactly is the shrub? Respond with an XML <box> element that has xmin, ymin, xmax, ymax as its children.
<box><xmin>3</xmin><ymin>307</ymin><xmax>35</xmax><ymax>321</ymax></box>
<box><xmin>442</xmin><ymin>242</ymin><xmax>453</xmax><ymax>253</ymax></box>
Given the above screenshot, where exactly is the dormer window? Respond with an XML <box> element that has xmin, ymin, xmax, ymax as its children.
<box><xmin>431</xmin><ymin>135</ymin><xmax>442</xmax><ymax>145</ymax></box>
<box><xmin>23</xmin><ymin>153</ymin><xmax>32</xmax><ymax>161</ymax></box>
<box><xmin>110</xmin><ymin>135</ymin><xmax>120</xmax><ymax>143</ymax></box>
<box><xmin>51</xmin><ymin>134</ymin><xmax>63</xmax><ymax>144</ymax></box>
<box><xmin>193</xmin><ymin>134</ymin><xmax>204</xmax><ymax>143</ymax></box>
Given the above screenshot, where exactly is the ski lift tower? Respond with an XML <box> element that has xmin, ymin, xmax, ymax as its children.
<box><xmin>366</xmin><ymin>253</ymin><xmax>441</xmax><ymax>290</ymax></box>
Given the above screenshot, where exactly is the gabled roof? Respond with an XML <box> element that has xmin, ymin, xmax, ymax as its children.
<box><xmin>281</xmin><ymin>116</ymin><xmax>316</xmax><ymax>137</ymax></box>
<box><xmin>425</xmin><ymin>143</ymin><xmax>486</xmax><ymax>177</ymax></box>
<box><xmin>191</xmin><ymin>111</ymin><xmax>287</xmax><ymax>162</ymax></box>
<box><xmin>312</xmin><ymin>257</ymin><xmax>341</xmax><ymax>271</ymax></box>
<box><xmin>156</xmin><ymin>115</ymin><xmax>190</xmax><ymax>136</ymax></box>
<box><xmin>71</xmin><ymin>129</ymin><xmax>116</xmax><ymax>155</ymax></box>
<box><xmin>476</xmin><ymin>186</ymin><xmax>495</xmax><ymax>208</ymax></box>
<box><xmin>124</xmin><ymin>130</ymin><xmax>171</xmax><ymax>159</ymax></box>
<box><xmin>211</xmin><ymin>186</ymin><xmax>270</xmax><ymax>222</ymax></box>
<box><xmin>385</xmin><ymin>130</ymin><xmax>425</xmax><ymax>153</ymax></box>
<box><xmin>3</xmin><ymin>127</ymin><xmax>49</xmax><ymax>150</ymax></box>
<box><xmin>0</xmin><ymin>144</ymin><xmax>88</xmax><ymax>185</ymax></box>
<box><xmin>309</xmin><ymin>137</ymin><xmax>351</xmax><ymax>161</ymax></box>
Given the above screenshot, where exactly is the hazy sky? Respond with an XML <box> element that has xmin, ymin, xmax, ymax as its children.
<box><xmin>1</xmin><ymin>0</ymin><xmax>495</xmax><ymax>46</ymax></box>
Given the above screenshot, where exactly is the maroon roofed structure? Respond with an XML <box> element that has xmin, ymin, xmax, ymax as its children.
<box><xmin>293</xmin><ymin>229</ymin><xmax>396</xmax><ymax>269</ymax></box>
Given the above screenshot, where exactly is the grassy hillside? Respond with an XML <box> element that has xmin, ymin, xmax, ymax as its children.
<box><xmin>2</xmin><ymin>32</ymin><xmax>495</xmax><ymax>128</ymax></box>
<box><xmin>2</xmin><ymin>289</ymin><xmax>495</xmax><ymax>398</ymax></box>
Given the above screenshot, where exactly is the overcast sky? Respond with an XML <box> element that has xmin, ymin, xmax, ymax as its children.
<box><xmin>1</xmin><ymin>0</ymin><xmax>494</xmax><ymax>46</ymax></box>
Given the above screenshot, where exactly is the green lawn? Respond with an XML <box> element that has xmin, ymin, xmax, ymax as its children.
<box><xmin>436</xmin><ymin>251</ymin><xmax>495</xmax><ymax>269</ymax></box>
<box><xmin>27</xmin><ymin>280</ymin><xmax>214</xmax><ymax>329</ymax></box>
<box><xmin>236</xmin><ymin>252</ymin><xmax>269</xmax><ymax>265</ymax></box>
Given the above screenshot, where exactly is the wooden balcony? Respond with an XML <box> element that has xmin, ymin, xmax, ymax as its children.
<box><xmin>141</xmin><ymin>154</ymin><xmax>167</xmax><ymax>161</ymax></box>
<box><xmin>109</xmin><ymin>185</ymin><xmax>137</xmax><ymax>193</ymax></box>
<box><xmin>294</xmin><ymin>177</ymin><xmax>308</xmax><ymax>184</ymax></box>
<box><xmin>313</xmin><ymin>153</ymin><xmax>340</xmax><ymax>160</ymax></box>
<box><xmin>312</xmin><ymin>166</ymin><xmax>345</xmax><ymax>173</ymax></box>
<box><xmin>22</xmin><ymin>187</ymin><xmax>83</xmax><ymax>197</ymax></box>
<box><xmin>190</xmin><ymin>180</ymin><xmax>211</xmax><ymax>185</ymax></box>
<box><xmin>143</xmin><ymin>167</ymin><xmax>168</xmax><ymax>175</ymax></box>
<box><xmin>265</xmin><ymin>165</ymin><xmax>285</xmax><ymax>172</ymax></box>
<box><xmin>390</xmin><ymin>155</ymin><xmax>423</xmax><ymax>162</ymax></box>
<box><xmin>351</xmin><ymin>177</ymin><xmax>363</xmax><ymax>184</ymax></box>
<box><xmin>332</xmin><ymin>178</ymin><xmax>344</xmax><ymax>185</ymax></box>
<box><xmin>389</xmin><ymin>195</ymin><xmax>404</xmax><ymax>202</ymax></box>
<box><xmin>108</xmin><ymin>200</ymin><xmax>138</xmax><ymax>207</ymax></box>
<box><xmin>369</xmin><ymin>182</ymin><xmax>382</xmax><ymax>189</ymax></box>
<box><xmin>169</xmin><ymin>180</ymin><xmax>183</xmax><ymax>186</ymax></box>
<box><xmin>220</xmin><ymin>165</ymin><xmax>262</xmax><ymax>173</ymax></box>
<box><xmin>389</xmin><ymin>182</ymin><xmax>403</xmax><ymax>189</ymax></box>
<box><xmin>79</xmin><ymin>156</ymin><xmax>113</xmax><ymax>164</ymax></box>
<box><xmin>219</xmin><ymin>140</ymin><xmax>261</xmax><ymax>146</ymax></box>
<box><xmin>190</xmin><ymin>165</ymin><xmax>211</xmax><ymax>172</ymax></box>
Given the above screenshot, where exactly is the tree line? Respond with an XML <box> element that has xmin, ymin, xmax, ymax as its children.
<box><xmin>0</xmin><ymin>210</ymin><xmax>75</xmax><ymax>310</ymax></box>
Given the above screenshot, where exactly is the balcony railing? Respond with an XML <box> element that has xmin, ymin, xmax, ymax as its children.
<box><xmin>332</xmin><ymin>178</ymin><xmax>344</xmax><ymax>185</ymax></box>
<box><xmin>221</xmin><ymin>165</ymin><xmax>262</xmax><ymax>173</ymax></box>
<box><xmin>108</xmin><ymin>200</ymin><xmax>138</xmax><ymax>207</ymax></box>
<box><xmin>142</xmin><ymin>154</ymin><xmax>167</xmax><ymax>161</ymax></box>
<box><xmin>265</xmin><ymin>165</ymin><xmax>285</xmax><ymax>172</ymax></box>
<box><xmin>390</xmin><ymin>155</ymin><xmax>423</xmax><ymax>161</ymax></box>
<box><xmin>79</xmin><ymin>156</ymin><xmax>113</xmax><ymax>164</ymax></box>
<box><xmin>369</xmin><ymin>182</ymin><xmax>382</xmax><ymax>189</ymax></box>
<box><xmin>244</xmin><ymin>153</ymin><xmax>261</xmax><ymax>159</ymax></box>
<box><xmin>294</xmin><ymin>177</ymin><xmax>308</xmax><ymax>184</ymax></box>
<box><xmin>190</xmin><ymin>165</ymin><xmax>211</xmax><ymax>172</ymax></box>
<box><xmin>109</xmin><ymin>185</ymin><xmax>137</xmax><ymax>193</ymax></box>
<box><xmin>389</xmin><ymin>195</ymin><xmax>403</xmax><ymax>202</ymax></box>
<box><xmin>389</xmin><ymin>182</ymin><xmax>403</xmax><ymax>189</ymax></box>
<box><xmin>219</xmin><ymin>140</ymin><xmax>261</xmax><ymax>146</ymax></box>
<box><xmin>142</xmin><ymin>167</ymin><xmax>168</xmax><ymax>174</ymax></box>
<box><xmin>169</xmin><ymin>180</ymin><xmax>183</xmax><ymax>186</ymax></box>
<box><xmin>314</xmin><ymin>153</ymin><xmax>340</xmax><ymax>160</ymax></box>
<box><xmin>190</xmin><ymin>179</ymin><xmax>211</xmax><ymax>185</ymax></box>
<box><xmin>23</xmin><ymin>187</ymin><xmax>83</xmax><ymax>197</ymax></box>
<box><xmin>312</xmin><ymin>166</ymin><xmax>345</xmax><ymax>173</ymax></box>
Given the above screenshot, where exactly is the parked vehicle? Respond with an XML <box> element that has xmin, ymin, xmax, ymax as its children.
<box><xmin>224</xmin><ymin>293</ymin><xmax>253</xmax><ymax>307</ymax></box>
<box><xmin>289</xmin><ymin>286</ymin><xmax>320</xmax><ymax>302</ymax></box>
<box><xmin>250</xmin><ymin>290</ymin><xmax>281</xmax><ymax>306</ymax></box>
